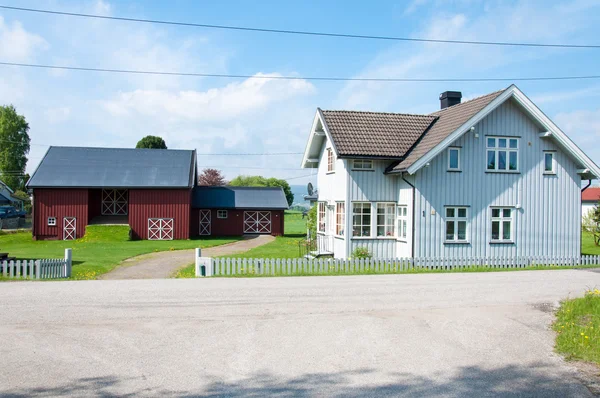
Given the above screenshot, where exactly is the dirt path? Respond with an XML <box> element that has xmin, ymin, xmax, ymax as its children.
<box><xmin>100</xmin><ymin>235</ymin><xmax>275</xmax><ymax>280</ymax></box>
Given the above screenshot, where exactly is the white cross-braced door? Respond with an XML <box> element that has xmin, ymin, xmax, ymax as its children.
<box><xmin>63</xmin><ymin>217</ymin><xmax>76</xmax><ymax>240</ymax></box>
<box><xmin>148</xmin><ymin>218</ymin><xmax>174</xmax><ymax>240</ymax></box>
<box><xmin>243</xmin><ymin>211</ymin><xmax>271</xmax><ymax>234</ymax></box>
<box><xmin>101</xmin><ymin>189</ymin><xmax>128</xmax><ymax>215</ymax></box>
<box><xmin>199</xmin><ymin>210</ymin><xmax>211</xmax><ymax>236</ymax></box>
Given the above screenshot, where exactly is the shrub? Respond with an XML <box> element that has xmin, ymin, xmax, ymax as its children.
<box><xmin>352</xmin><ymin>246</ymin><xmax>372</xmax><ymax>259</ymax></box>
<box><xmin>306</xmin><ymin>204</ymin><xmax>317</xmax><ymax>239</ymax></box>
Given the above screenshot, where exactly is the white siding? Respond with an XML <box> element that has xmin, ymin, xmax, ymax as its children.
<box><xmin>414</xmin><ymin>98</ymin><xmax>582</xmax><ymax>258</ymax></box>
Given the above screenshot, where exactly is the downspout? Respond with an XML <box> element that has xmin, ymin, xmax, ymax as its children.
<box><xmin>582</xmin><ymin>179</ymin><xmax>592</xmax><ymax>192</ymax></box>
<box><xmin>402</xmin><ymin>172</ymin><xmax>416</xmax><ymax>259</ymax></box>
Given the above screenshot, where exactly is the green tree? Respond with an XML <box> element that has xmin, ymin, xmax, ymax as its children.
<box><xmin>229</xmin><ymin>175</ymin><xmax>294</xmax><ymax>206</ymax></box>
<box><xmin>12</xmin><ymin>190</ymin><xmax>31</xmax><ymax>214</ymax></box>
<box><xmin>0</xmin><ymin>105</ymin><xmax>30</xmax><ymax>191</ymax></box>
<box><xmin>136</xmin><ymin>135</ymin><xmax>167</xmax><ymax>149</ymax></box>
<box><xmin>306</xmin><ymin>203</ymin><xmax>317</xmax><ymax>238</ymax></box>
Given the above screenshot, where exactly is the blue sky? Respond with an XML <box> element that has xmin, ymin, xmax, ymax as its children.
<box><xmin>1</xmin><ymin>0</ymin><xmax>599</xmax><ymax>187</ymax></box>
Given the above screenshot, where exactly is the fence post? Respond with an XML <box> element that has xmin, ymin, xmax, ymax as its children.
<box><xmin>195</xmin><ymin>248</ymin><xmax>202</xmax><ymax>277</ymax></box>
<box><xmin>195</xmin><ymin>248</ymin><xmax>213</xmax><ymax>277</ymax></box>
<box><xmin>64</xmin><ymin>248</ymin><xmax>72</xmax><ymax>278</ymax></box>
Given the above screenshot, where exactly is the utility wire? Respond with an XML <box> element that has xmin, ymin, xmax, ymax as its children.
<box><xmin>1</xmin><ymin>5</ymin><xmax>599</xmax><ymax>49</ymax></box>
<box><xmin>1</xmin><ymin>61</ymin><xmax>600</xmax><ymax>82</ymax></box>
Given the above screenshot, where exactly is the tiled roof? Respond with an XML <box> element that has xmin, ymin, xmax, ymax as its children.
<box><xmin>582</xmin><ymin>187</ymin><xmax>600</xmax><ymax>202</ymax></box>
<box><xmin>320</xmin><ymin>110</ymin><xmax>437</xmax><ymax>158</ymax></box>
<box><xmin>392</xmin><ymin>89</ymin><xmax>506</xmax><ymax>171</ymax></box>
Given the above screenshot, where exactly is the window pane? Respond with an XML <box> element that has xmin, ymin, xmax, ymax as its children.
<box><xmin>363</xmin><ymin>205</ymin><xmax>371</xmax><ymax>214</ymax></box>
<box><xmin>492</xmin><ymin>221</ymin><xmax>500</xmax><ymax>240</ymax></box>
<box><xmin>457</xmin><ymin>221</ymin><xmax>466</xmax><ymax>240</ymax></box>
<box><xmin>498</xmin><ymin>138</ymin><xmax>507</xmax><ymax>148</ymax></box>
<box><xmin>449</xmin><ymin>149</ymin><xmax>459</xmax><ymax>169</ymax></box>
<box><xmin>502</xmin><ymin>221</ymin><xmax>511</xmax><ymax>240</ymax></box>
<box><xmin>487</xmin><ymin>151</ymin><xmax>495</xmax><ymax>170</ymax></box>
<box><xmin>365</xmin><ymin>160</ymin><xmax>373</xmax><ymax>169</ymax></box>
<box><xmin>492</xmin><ymin>209</ymin><xmax>500</xmax><ymax>218</ymax></box>
<box><xmin>403</xmin><ymin>220</ymin><xmax>407</xmax><ymax>238</ymax></box>
<box><xmin>377</xmin><ymin>226</ymin><xmax>385</xmax><ymax>236</ymax></box>
<box><xmin>446</xmin><ymin>221</ymin><xmax>455</xmax><ymax>241</ymax></box>
<box><xmin>503</xmin><ymin>209</ymin><xmax>511</xmax><ymax>218</ymax></box>
<box><xmin>363</xmin><ymin>227</ymin><xmax>371</xmax><ymax>236</ymax></box>
<box><xmin>446</xmin><ymin>208</ymin><xmax>455</xmax><ymax>217</ymax></box>
<box><xmin>509</xmin><ymin>151</ymin><xmax>518</xmax><ymax>171</ymax></box>
<box><xmin>498</xmin><ymin>151</ymin><xmax>507</xmax><ymax>170</ymax></box>
<box><xmin>544</xmin><ymin>153</ymin><xmax>553</xmax><ymax>172</ymax></box>
<box><xmin>403</xmin><ymin>207</ymin><xmax>407</xmax><ymax>216</ymax></box>
<box><xmin>458</xmin><ymin>208</ymin><xmax>467</xmax><ymax>218</ymax></box>
<box><xmin>362</xmin><ymin>215</ymin><xmax>370</xmax><ymax>225</ymax></box>
<box><xmin>509</xmin><ymin>139</ymin><xmax>518</xmax><ymax>149</ymax></box>
<box><xmin>487</xmin><ymin>138</ymin><xmax>496</xmax><ymax>147</ymax></box>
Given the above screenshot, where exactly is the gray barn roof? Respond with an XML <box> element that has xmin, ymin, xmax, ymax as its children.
<box><xmin>27</xmin><ymin>146</ymin><xmax>196</xmax><ymax>189</ymax></box>
<box><xmin>192</xmin><ymin>186</ymin><xmax>289</xmax><ymax>210</ymax></box>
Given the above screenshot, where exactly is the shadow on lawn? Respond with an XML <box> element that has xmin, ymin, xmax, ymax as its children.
<box><xmin>2</xmin><ymin>362</ymin><xmax>587</xmax><ymax>397</ymax></box>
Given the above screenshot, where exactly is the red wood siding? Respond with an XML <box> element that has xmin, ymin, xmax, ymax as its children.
<box><xmin>128</xmin><ymin>189</ymin><xmax>191</xmax><ymax>240</ymax></box>
<box><xmin>190</xmin><ymin>209</ymin><xmax>284</xmax><ymax>237</ymax></box>
<box><xmin>33</xmin><ymin>189</ymin><xmax>89</xmax><ymax>240</ymax></box>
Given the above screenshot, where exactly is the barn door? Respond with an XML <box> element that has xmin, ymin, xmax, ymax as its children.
<box><xmin>148</xmin><ymin>218</ymin><xmax>174</xmax><ymax>240</ymax></box>
<box><xmin>102</xmin><ymin>189</ymin><xmax>128</xmax><ymax>215</ymax></box>
<box><xmin>63</xmin><ymin>217</ymin><xmax>76</xmax><ymax>240</ymax></box>
<box><xmin>243</xmin><ymin>211</ymin><xmax>271</xmax><ymax>234</ymax></box>
<box><xmin>199</xmin><ymin>210</ymin><xmax>211</xmax><ymax>236</ymax></box>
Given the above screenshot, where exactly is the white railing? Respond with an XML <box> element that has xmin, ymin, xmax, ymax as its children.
<box><xmin>1</xmin><ymin>249</ymin><xmax>72</xmax><ymax>279</ymax></box>
<box><xmin>195</xmin><ymin>254</ymin><xmax>600</xmax><ymax>277</ymax></box>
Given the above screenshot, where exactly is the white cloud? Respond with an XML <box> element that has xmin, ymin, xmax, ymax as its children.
<box><xmin>0</xmin><ymin>16</ymin><xmax>47</xmax><ymax>61</ymax></box>
<box><xmin>43</xmin><ymin>107</ymin><xmax>71</xmax><ymax>124</ymax></box>
<box><xmin>554</xmin><ymin>108</ymin><xmax>600</xmax><ymax>166</ymax></box>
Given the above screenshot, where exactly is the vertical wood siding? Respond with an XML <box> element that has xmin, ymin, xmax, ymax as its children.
<box><xmin>33</xmin><ymin>189</ymin><xmax>89</xmax><ymax>239</ymax></box>
<box><xmin>128</xmin><ymin>189</ymin><xmax>191</xmax><ymax>240</ymax></box>
<box><xmin>414</xmin><ymin>98</ymin><xmax>581</xmax><ymax>258</ymax></box>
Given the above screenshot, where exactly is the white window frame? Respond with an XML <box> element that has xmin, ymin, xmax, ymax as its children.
<box><xmin>486</xmin><ymin>137</ymin><xmax>519</xmax><ymax>172</ymax></box>
<box><xmin>352</xmin><ymin>202</ymin><xmax>371</xmax><ymax>237</ymax></box>
<box><xmin>217</xmin><ymin>210</ymin><xmax>228</xmax><ymax>219</ymax></box>
<box><xmin>376</xmin><ymin>203</ymin><xmax>396</xmax><ymax>238</ymax></box>
<box><xmin>447</xmin><ymin>147</ymin><xmax>461</xmax><ymax>171</ymax></box>
<box><xmin>491</xmin><ymin>207</ymin><xmax>514</xmax><ymax>243</ymax></box>
<box><xmin>352</xmin><ymin>159</ymin><xmax>374</xmax><ymax>170</ymax></box>
<box><xmin>445</xmin><ymin>207</ymin><xmax>468</xmax><ymax>243</ymax></box>
<box><xmin>327</xmin><ymin>148</ymin><xmax>335</xmax><ymax>173</ymax></box>
<box><xmin>397</xmin><ymin>205</ymin><xmax>408</xmax><ymax>241</ymax></box>
<box><xmin>318</xmin><ymin>202</ymin><xmax>326</xmax><ymax>233</ymax></box>
<box><xmin>47</xmin><ymin>217</ymin><xmax>57</xmax><ymax>227</ymax></box>
<box><xmin>335</xmin><ymin>202</ymin><xmax>345</xmax><ymax>236</ymax></box>
<box><xmin>543</xmin><ymin>151</ymin><xmax>556</xmax><ymax>174</ymax></box>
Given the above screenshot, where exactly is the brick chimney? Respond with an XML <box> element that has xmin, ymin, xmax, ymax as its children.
<box><xmin>440</xmin><ymin>91</ymin><xmax>462</xmax><ymax>109</ymax></box>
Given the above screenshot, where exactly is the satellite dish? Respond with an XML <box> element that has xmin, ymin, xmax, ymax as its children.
<box><xmin>307</xmin><ymin>182</ymin><xmax>314</xmax><ymax>196</ymax></box>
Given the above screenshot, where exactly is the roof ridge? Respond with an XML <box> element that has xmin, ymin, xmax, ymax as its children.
<box><xmin>321</xmin><ymin>109</ymin><xmax>436</xmax><ymax>118</ymax></box>
<box><xmin>429</xmin><ymin>88</ymin><xmax>507</xmax><ymax>116</ymax></box>
<box><xmin>49</xmin><ymin>145</ymin><xmax>193</xmax><ymax>152</ymax></box>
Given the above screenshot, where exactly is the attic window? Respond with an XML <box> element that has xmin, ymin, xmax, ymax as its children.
<box><xmin>327</xmin><ymin>148</ymin><xmax>335</xmax><ymax>173</ymax></box>
<box><xmin>487</xmin><ymin>137</ymin><xmax>518</xmax><ymax>172</ymax></box>
<box><xmin>447</xmin><ymin>148</ymin><xmax>461</xmax><ymax>171</ymax></box>
<box><xmin>543</xmin><ymin>152</ymin><xmax>555</xmax><ymax>174</ymax></box>
<box><xmin>353</xmin><ymin>159</ymin><xmax>373</xmax><ymax>170</ymax></box>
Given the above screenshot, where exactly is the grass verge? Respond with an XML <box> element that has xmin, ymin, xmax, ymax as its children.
<box><xmin>554</xmin><ymin>289</ymin><xmax>600</xmax><ymax>365</ymax></box>
<box><xmin>0</xmin><ymin>225</ymin><xmax>239</xmax><ymax>280</ymax></box>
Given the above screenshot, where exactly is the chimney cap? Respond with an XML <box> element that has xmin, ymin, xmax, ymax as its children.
<box><xmin>439</xmin><ymin>91</ymin><xmax>462</xmax><ymax>100</ymax></box>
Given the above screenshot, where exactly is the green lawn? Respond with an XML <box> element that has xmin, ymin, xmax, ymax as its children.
<box><xmin>0</xmin><ymin>225</ymin><xmax>239</xmax><ymax>280</ymax></box>
<box><xmin>583</xmin><ymin>232</ymin><xmax>600</xmax><ymax>256</ymax></box>
<box><xmin>554</xmin><ymin>290</ymin><xmax>600</xmax><ymax>364</ymax></box>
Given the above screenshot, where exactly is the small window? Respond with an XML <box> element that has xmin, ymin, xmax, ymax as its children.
<box><xmin>217</xmin><ymin>210</ymin><xmax>228</xmax><ymax>219</ymax></box>
<box><xmin>544</xmin><ymin>152</ymin><xmax>555</xmax><ymax>174</ymax></box>
<box><xmin>335</xmin><ymin>202</ymin><xmax>345</xmax><ymax>236</ymax></box>
<box><xmin>353</xmin><ymin>159</ymin><xmax>373</xmax><ymax>170</ymax></box>
<box><xmin>487</xmin><ymin>137</ymin><xmax>519</xmax><ymax>172</ymax></box>
<box><xmin>376</xmin><ymin>203</ymin><xmax>395</xmax><ymax>237</ymax></box>
<box><xmin>445</xmin><ymin>207</ymin><xmax>468</xmax><ymax>242</ymax></box>
<box><xmin>318</xmin><ymin>202</ymin><xmax>326</xmax><ymax>233</ymax></box>
<box><xmin>352</xmin><ymin>202</ymin><xmax>371</xmax><ymax>237</ymax></box>
<box><xmin>47</xmin><ymin>217</ymin><xmax>57</xmax><ymax>226</ymax></box>
<box><xmin>448</xmin><ymin>147</ymin><xmax>461</xmax><ymax>171</ymax></box>
<box><xmin>327</xmin><ymin>148</ymin><xmax>335</xmax><ymax>173</ymax></box>
<box><xmin>491</xmin><ymin>207</ymin><xmax>513</xmax><ymax>243</ymax></box>
<box><xmin>397</xmin><ymin>205</ymin><xmax>408</xmax><ymax>240</ymax></box>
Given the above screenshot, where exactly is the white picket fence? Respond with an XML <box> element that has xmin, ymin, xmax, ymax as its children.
<box><xmin>1</xmin><ymin>249</ymin><xmax>72</xmax><ymax>280</ymax></box>
<box><xmin>195</xmin><ymin>254</ymin><xmax>600</xmax><ymax>277</ymax></box>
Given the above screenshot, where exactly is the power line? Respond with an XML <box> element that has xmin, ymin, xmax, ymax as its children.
<box><xmin>1</xmin><ymin>61</ymin><xmax>600</xmax><ymax>82</ymax></box>
<box><xmin>1</xmin><ymin>5</ymin><xmax>599</xmax><ymax>49</ymax></box>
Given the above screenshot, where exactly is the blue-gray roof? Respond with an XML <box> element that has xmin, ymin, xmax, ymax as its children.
<box><xmin>0</xmin><ymin>192</ymin><xmax>11</xmax><ymax>204</ymax></box>
<box><xmin>192</xmin><ymin>186</ymin><xmax>289</xmax><ymax>210</ymax></box>
<box><xmin>27</xmin><ymin>146</ymin><xmax>196</xmax><ymax>189</ymax></box>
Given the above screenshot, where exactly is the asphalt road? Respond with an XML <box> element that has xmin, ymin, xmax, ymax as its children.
<box><xmin>2</xmin><ymin>270</ymin><xmax>600</xmax><ymax>397</ymax></box>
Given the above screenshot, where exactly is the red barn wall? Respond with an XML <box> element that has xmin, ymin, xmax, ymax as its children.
<box><xmin>33</xmin><ymin>189</ymin><xmax>89</xmax><ymax>240</ymax></box>
<box><xmin>190</xmin><ymin>209</ymin><xmax>284</xmax><ymax>237</ymax></box>
<box><xmin>129</xmin><ymin>189</ymin><xmax>191</xmax><ymax>240</ymax></box>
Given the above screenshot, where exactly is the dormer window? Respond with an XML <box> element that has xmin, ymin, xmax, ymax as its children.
<box><xmin>327</xmin><ymin>148</ymin><xmax>335</xmax><ymax>173</ymax></box>
<box><xmin>487</xmin><ymin>137</ymin><xmax>518</xmax><ymax>172</ymax></box>
<box><xmin>447</xmin><ymin>147</ymin><xmax>461</xmax><ymax>171</ymax></box>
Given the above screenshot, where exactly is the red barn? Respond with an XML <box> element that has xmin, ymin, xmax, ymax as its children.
<box><xmin>26</xmin><ymin>146</ymin><xmax>288</xmax><ymax>240</ymax></box>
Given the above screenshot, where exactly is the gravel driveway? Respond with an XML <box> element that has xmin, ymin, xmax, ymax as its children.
<box><xmin>2</xmin><ymin>270</ymin><xmax>600</xmax><ymax>397</ymax></box>
<box><xmin>100</xmin><ymin>235</ymin><xmax>274</xmax><ymax>280</ymax></box>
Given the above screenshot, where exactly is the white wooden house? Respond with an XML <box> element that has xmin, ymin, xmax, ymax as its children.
<box><xmin>301</xmin><ymin>85</ymin><xmax>600</xmax><ymax>259</ymax></box>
